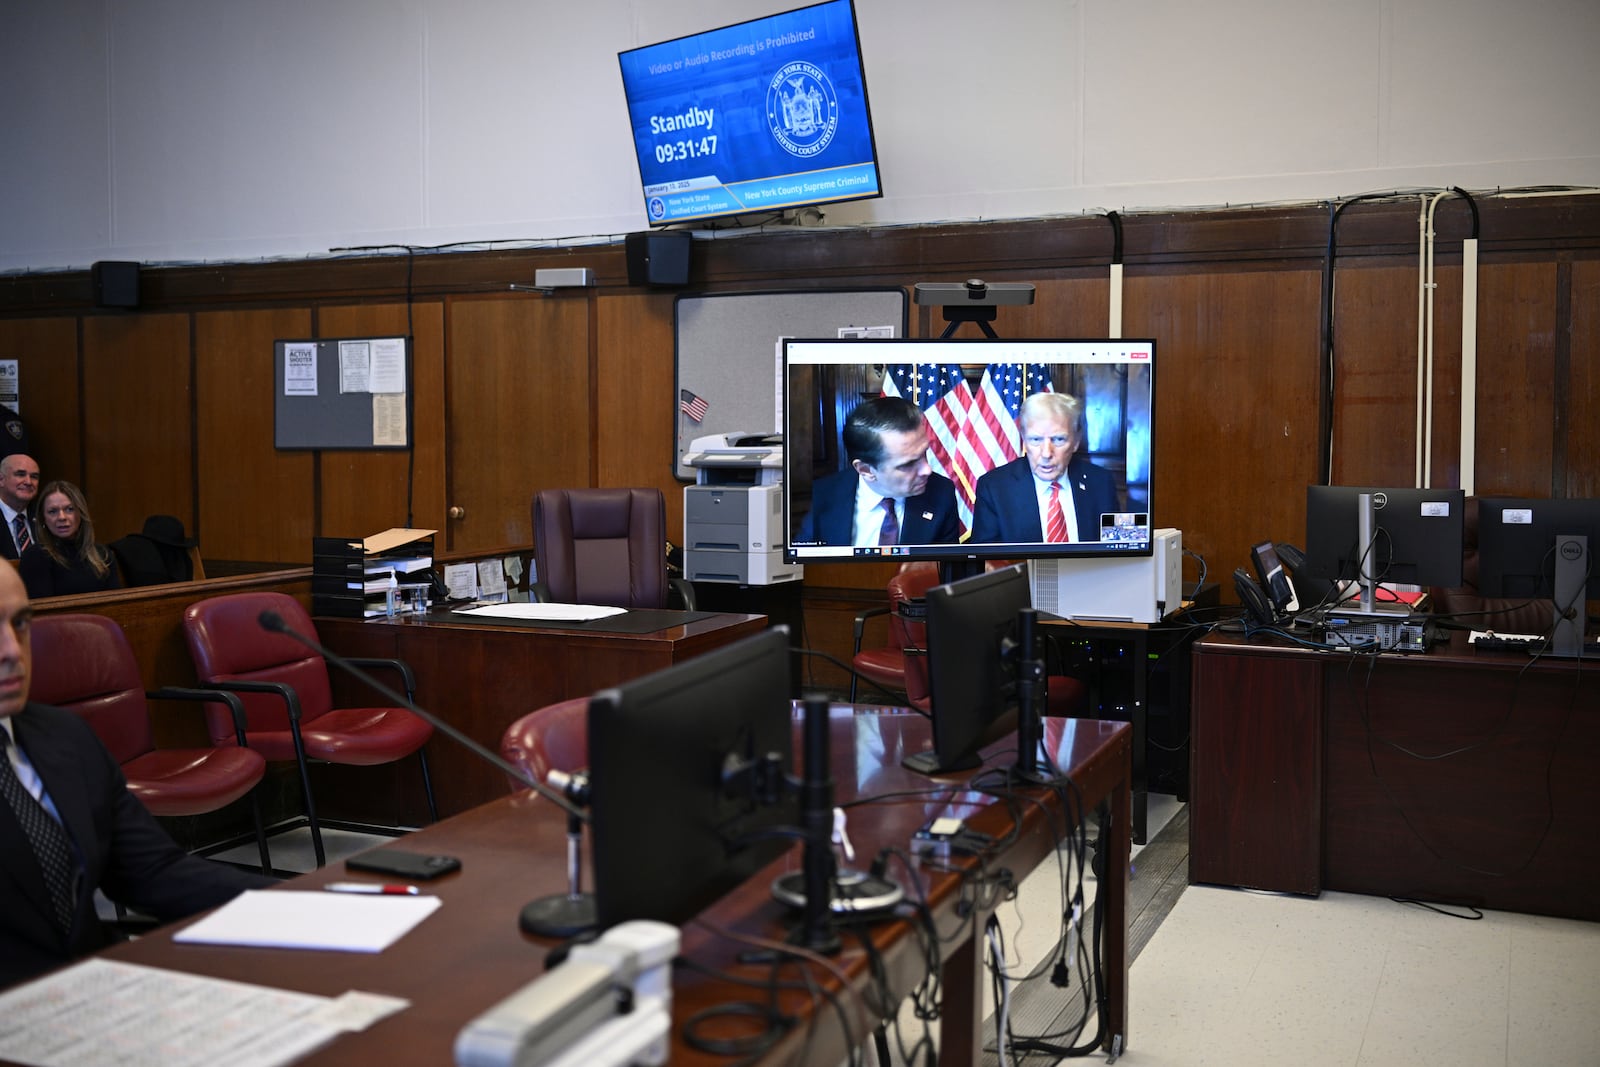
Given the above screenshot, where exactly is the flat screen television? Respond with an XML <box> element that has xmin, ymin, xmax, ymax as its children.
<box><xmin>904</xmin><ymin>563</ymin><xmax>1031</xmax><ymax>777</ymax></box>
<box><xmin>1302</xmin><ymin>486</ymin><xmax>1466</xmax><ymax>603</ymax></box>
<box><xmin>1475</xmin><ymin>496</ymin><xmax>1600</xmax><ymax>657</ymax></box>
<box><xmin>617</xmin><ymin>0</ymin><xmax>881</xmax><ymax>227</ymax></box>
<box><xmin>783</xmin><ymin>338</ymin><xmax>1156</xmax><ymax>564</ymax></box>
<box><xmin>587</xmin><ymin>626</ymin><xmax>798</xmax><ymax>929</ymax></box>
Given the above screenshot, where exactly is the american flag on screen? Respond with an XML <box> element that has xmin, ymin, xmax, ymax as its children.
<box><xmin>964</xmin><ymin>363</ymin><xmax>1055</xmax><ymax>473</ymax></box>
<box><xmin>882</xmin><ymin>363</ymin><xmax>1054</xmax><ymax>536</ymax></box>
<box><xmin>881</xmin><ymin>363</ymin><xmax>974</xmax><ymax>531</ymax></box>
<box><xmin>680</xmin><ymin>388</ymin><xmax>709</xmax><ymax>422</ymax></box>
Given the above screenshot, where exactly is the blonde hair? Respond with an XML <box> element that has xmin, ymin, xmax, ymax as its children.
<box><xmin>1019</xmin><ymin>391</ymin><xmax>1084</xmax><ymax>437</ymax></box>
<box><xmin>37</xmin><ymin>480</ymin><xmax>113</xmax><ymax>579</ymax></box>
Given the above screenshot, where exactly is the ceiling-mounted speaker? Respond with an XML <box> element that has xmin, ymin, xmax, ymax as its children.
<box><xmin>625</xmin><ymin>232</ymin><xmax>692</xmax><ymax>287</ymax></box>
<box><xmin>91</xmin><ymin>261</ymin><xmax>141</xmax><ymax>308</ymax></box>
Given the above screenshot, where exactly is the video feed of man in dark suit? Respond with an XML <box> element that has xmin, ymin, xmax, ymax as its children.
<box><xmin>796</xmin><ymin>395</ymin><xmax>961</xmax><ymax>548</ymax></box>
<box><xmin>970</xmin><ymin>391</ymin><xmax>1120</xmax><ymax>544</ymax></box>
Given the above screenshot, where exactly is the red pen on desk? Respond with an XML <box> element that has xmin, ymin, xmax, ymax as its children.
<box><xmin>324</xmin><ymin>882</ymin><xmax>421</xmax><ymax>896</ymax></box>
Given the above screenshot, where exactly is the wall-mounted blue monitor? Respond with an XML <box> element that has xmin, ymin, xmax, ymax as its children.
<box><xmin>783</xmin><ymin>337</ymin><xmax>1155</xmax><ymax>565</ymax></box>
<box><xmin>617</xmin><ymin>0</ymin><xmax>881</xmax><ymax>226</ymax></box>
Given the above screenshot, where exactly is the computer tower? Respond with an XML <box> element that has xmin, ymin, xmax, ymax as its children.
<box><xmin>1028</xmin><ymin>529</ymin><xmax>1183</xmax><ymax>623</ymax></box>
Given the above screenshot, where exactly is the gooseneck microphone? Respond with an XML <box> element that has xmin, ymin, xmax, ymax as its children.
<box><xmin>256</xmin><ymin>610</ymin><xmax>587</xmax><ymax>821</ymax></box>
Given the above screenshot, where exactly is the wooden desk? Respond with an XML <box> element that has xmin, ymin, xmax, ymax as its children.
<box><xmin>314</xmin><ymin>609</ymin><xmax>767</xmax><ymax>820</ymax></box>
<box><xmin>1190</xmin><ymin>629</ymin><xmax>1600</xmax><ymax>920</ymax></box>
<box><xmin>82</xmin><ymin>707</ymin><xmax>1132</xmax><ymax>1066</ymax></box>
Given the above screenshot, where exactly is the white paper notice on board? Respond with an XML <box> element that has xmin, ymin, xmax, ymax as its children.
<box><xmin>370</xmin><ymin>338</ymin><xmax>406</xmax><ymax>393</ymax></box>
<box><xmin>372</xmin><ymin>393</ymin><xmax>406</xmax><ymax>446</ymax></box>
<box><xmin>339</xmin><ymin>340</ymin><xmax>371</xmax><ymax>394</ymax></box>
<box><xmin>0</xmin><ymin>360</ymin><xmax>18</xmax><ymax>412</ymax></box>
<box><xmin>284</xmin><ymin>343</ymin><xmax>318</xmax><ymax>396</ymax></box>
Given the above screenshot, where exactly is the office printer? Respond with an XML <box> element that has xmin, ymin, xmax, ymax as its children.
<box><xmin>680</xmin><ymin>431</ymin><xmax>784</xmax><ymax>478</ymax></box>
<box><xmin>682</xmin><ymin>432</ymin><xmax>801</xmax><ymax>586</ymax></box>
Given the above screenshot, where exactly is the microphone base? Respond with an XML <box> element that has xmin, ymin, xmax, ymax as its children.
<box><xmin>770</xmin><ymin>868</ymin><xmax>904</xmax><ymax>917</ymax></box>
<box><xmin>519</xmin><ymin>892</ymin><xmax>598</xmax><ymax>938</ymax></box>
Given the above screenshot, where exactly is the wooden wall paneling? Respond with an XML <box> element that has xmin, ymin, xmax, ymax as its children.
<box><xmin>1125</xmin><ymin>269</ymin><xmax>1323</xmax><ymax>585</ymax></box>
<box><xmin>446</xmin><ymin>294</ymin><xmax>590</xmax><ymax>553</ymax></box>
<box><xmin>316</xmin><ymin>303</ymin><xmax>447</xmax><ymax>548</ymax></box>
<box><xmin>1467</xmin><ymin>261</ymin><xmax>1558</xmax><ymax>497</ymax></box>
<box><xmin>82</xmin><ymin>313</ymin><xmax>194</xmax><ymax>543</ymax></box>
<box><xmin>195</xmin><ymin>307</ymin><xmax>315</xmax><ymax>564</ymax></box>
<box><xmin>1423</xmin><ymin>264</ymin><xmax>1463</xmax><ymax>493</ymax></box>
<box><xmin>1328</xmin><ymin>265</ymin><xmax>1427</xmax><ymax>487</ymax></box>
<box><xmin>0</xmin><ymin>317</ymin><xmax>81</xmax><ymax>484</ymax></box>
<box><xmin>594</xmin><ymin>292</ymin><xmax>685</xmax><ymax>537</ymax></box>
<box><xmin>1566</xmin><ymin>260</ymin><xmax>1600</xmax><ymax>498</ymax></box>
<box><xmin>990</xmin><ymin>275</ymin><xmax>1113</xmax><ymax>338</ymax></box>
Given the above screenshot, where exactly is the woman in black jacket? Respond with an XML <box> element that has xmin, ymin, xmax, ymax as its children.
<box><xmin>19</xmin><ymin>480</ymin><xmax>121</xmax><ymax>598</ymax></box>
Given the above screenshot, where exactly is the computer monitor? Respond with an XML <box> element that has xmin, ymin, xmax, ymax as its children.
<box><xmin>617</xmin><ymin>0</ymin><xmax>882</xmax><ymax>227</ymax></box>
<box><xmin>903</xmin><ymin>563</ymin><xmax>1030</xmax><ymax>776</ymax></box>
<box><xmin>1475</xmin><ymin>497</ymin><xmax>1600</xmax><ymax>658</ymax></box>
<box><xmin>1302</xmin><ymin>486</ymin><xmax>1466</xmax><ymax>612</ymax></box>
<box><xmin>783</xmin><ymin>338</ymin><xmax>1156</xmax><ymax>565</ymax></box>
<box><xmin>587</xmin><ymin>626</ymin><xmax>798</xmax><ymax>929</ymax></box>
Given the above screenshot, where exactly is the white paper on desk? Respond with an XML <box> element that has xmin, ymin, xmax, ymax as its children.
<box><xmin>453</xmin><ymin>602</ymin><xmax>627</xmax><ymax>622</ymax></box>
<box><xmin>173</xmin><ymin>890</ymin><xmax>441</xmax><ymax>953</ymax></box>
<box><xmin>0</xmin><ymin>958</ymin><xmax>342</xmax><ymax>1067</ymax></box>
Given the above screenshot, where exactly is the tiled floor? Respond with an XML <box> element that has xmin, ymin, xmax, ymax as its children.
<box><xmin>1126</xmin><ymin>884</ymin><xmax>1600</xmax><ymax>1067</ymax></box>
<box><xmin>881</xmin><ymin>795</ymin><xmax>1600</xmax><ymax>1066</ymax></box>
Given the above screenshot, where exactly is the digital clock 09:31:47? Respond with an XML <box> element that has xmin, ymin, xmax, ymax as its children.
<box><xmin>655</xmin><ymin>135</ymin><xmax>718</xmax><ymax>164</ymax></box>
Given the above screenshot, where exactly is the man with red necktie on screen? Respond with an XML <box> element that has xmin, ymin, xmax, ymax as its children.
<box><xmin>969</xmin><ymin>392</ymin><xmax>1120</xmax><ymax>545</ymax></box>
<box><xmin>796</xmin><ymin>395</ymin><xmax>961</xmax><ymax>550</ymax></box>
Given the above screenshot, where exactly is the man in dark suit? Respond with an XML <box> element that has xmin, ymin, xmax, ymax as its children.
<box><xmin>970</xmin><ymin>392</ymin><xmax>1121</xmax><ymax>544</ymax></box>
<box><xmin>796</xmin><ymin>395</ymin><xmax>961</xmax><ymax>549</ymax></box>
<box><xmin>0</xmin><ymin>564</ymin><xmax>274</xmax><ymax>990</ymax></box>
<box><xmin>0</xmin><ymin>452</ymin><xmax>40</xmax><ymax>560</ymax></box>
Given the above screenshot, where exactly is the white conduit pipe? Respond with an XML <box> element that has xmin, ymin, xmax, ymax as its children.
<box><xmin>1459</xmin><ymin>237</ymin><xmax>1479</xmax><ymax>496</ymax></box>
<box><xmin>1108</xmin><ymin>262</ymin><xmax>1123</xmax><ymax>339</ymax></box>
<box><xmin>1423</xmin><ymin>191</ymin><xmax>1451</xmax><ymax>488</ymax></box>
<box><xmin>1415</xmin><ymin>195</ymin><xmax>1430</xmax><ymax>487</ymax></box>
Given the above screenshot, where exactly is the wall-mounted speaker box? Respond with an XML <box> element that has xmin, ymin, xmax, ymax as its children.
<box><xmin>625</xmin><ymin>232</ymin><xmax>692</xmax><ymax>287</ymax></box>
<box><xmin>91</xmin><ymin>261</ymin><xmax>141</xmax><ymax>308</ymax></box>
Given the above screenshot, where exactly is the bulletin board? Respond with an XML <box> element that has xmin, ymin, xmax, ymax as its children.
<box><xmin>673</xmin><ymin>288</ymin><xmax>907</xmax><ymax>480</ymax></box>
<box><xmin>273</xmin><ymin>336</ymin><xmax>412</xmax><ymax>450</ymax></box>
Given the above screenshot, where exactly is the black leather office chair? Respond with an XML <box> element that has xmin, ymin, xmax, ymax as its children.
<box><xmin>530</xmin><ymin>488</ymin><xmax>694</xmax><ymax>610</ymax></box>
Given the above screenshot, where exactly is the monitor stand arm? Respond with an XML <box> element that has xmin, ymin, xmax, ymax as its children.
<box><xmin>1551</xmin><ymin>533</ymin><xmax>1591</xmax><ymax>659</ymax></box>
<box><xmin>771</xmin><ymin>696</ymin><xmax>903</xmax><ymax>941</ymax></box>
<box><xmin>1011</xmin><ymin>608</ymin><xmax>1054</xmax><ymax>786</ymax></box>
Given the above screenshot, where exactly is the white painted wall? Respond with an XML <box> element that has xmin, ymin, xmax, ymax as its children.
<box><xmin>2</xmin><ymin>0</ymin><xmax>1596</xmax><ymax>272</ymax></box>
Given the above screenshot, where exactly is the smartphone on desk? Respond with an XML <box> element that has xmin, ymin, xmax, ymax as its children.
<box><xmin>345</xmin><ymin>847</ymin><xmax>461</xmax><ymax>881</ymax></box>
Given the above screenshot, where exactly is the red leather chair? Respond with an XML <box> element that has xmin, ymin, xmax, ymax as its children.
<box><xmin>181</xmin><ymin>591</ymin><xmax>437</xmax><ymax>868</ymax></box>
<box><xmin>531</xmin><ymin>488</ymin><xmax>694</xmax><ymax>609</ymax></box>
<box><xmin>30</xmin><ymin>613</ymin><xmax>272</xmax><ymax>873</ymax></box>
<box><xmin>850</xmin><ymin>563</ymin><xmax>941</xmax><ymax>704</ymax></box>
<box><xmin>497</xmin><ymin>696</ymin><xmax>588</xmax><ymax>795</ymax></box>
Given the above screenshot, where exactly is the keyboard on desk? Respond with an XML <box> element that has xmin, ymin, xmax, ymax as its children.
<box><xmin>1467</xmin><ymin>630</ymin><xmax>1546</xmax><ymax>652</ymax></box>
